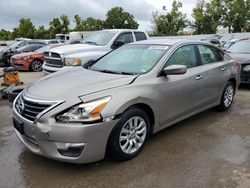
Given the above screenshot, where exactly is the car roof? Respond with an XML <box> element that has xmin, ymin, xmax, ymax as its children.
<box><xmin>131</xmin><ymin>39</ymin><xmax>206</xmax><ymax>46</ymax></box>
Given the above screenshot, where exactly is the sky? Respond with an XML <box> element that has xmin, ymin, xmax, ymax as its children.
<box><xmin>0</xmin><ymin>0</ymin><xmax>196</xmax><ymax>31</ymax></box>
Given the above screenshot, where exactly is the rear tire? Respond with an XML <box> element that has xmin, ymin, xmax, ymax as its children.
<box><xmin>108</xmin><ymin>107</ymin><xmax>150</xmax><ymax>161</ymax></box>
<box><xmin>30</xmin><ymin>59</ymin><xmax>43</xmax><ymax>72</ymax></box>
<box><xmin>217</xmin><ymin>81</ymin><xmax>235</xmax><ymax>111</ymax></box>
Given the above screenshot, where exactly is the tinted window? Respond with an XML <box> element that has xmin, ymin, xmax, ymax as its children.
<box><xmin>198</xmin><ymin>45</ymin><xmax>223</xmax><ymax>64</ymax></box>
<box><xmin>135</xmin><ymin>32</ymin><xmax>147</xmax><ymax>41</ymax></box>
<box><xmin>166</xmin><ymin>45</ymin><xmax>197</xmax><ymax>68</ymax></box>
<box><xmin>116</xmin><ymin>33</ymin><xmax>133</xmax><ymax>44</ymax></box>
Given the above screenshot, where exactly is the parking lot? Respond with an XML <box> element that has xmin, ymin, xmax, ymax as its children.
<box><xmin>0</xmin><ymin>71</ymin><xmax>250</xmax><ymax>188</ymax></box>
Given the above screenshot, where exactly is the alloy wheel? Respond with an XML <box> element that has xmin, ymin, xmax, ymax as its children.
<box><xmin>119</xmin><ymin>116</ymin><xmax>147</xmax><ymax>154</ymax></box>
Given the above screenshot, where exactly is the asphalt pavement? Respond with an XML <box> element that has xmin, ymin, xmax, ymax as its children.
<box><xmin>0</xmin><ymin>72</ymin><xmax>250</xmax><ymax>188</ymax></box>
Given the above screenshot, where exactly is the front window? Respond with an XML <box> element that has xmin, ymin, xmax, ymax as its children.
<box><xmin>35</xmin><ymin>45</ymin><xmax>51</xmax><ymax>53</ymax></box>
<box><xmin>166</xmin><ymin>45</ymin><xmax>197</xmax><ymax>68</ymax></box>
<box><xmin>82</xmin><ymin>31</ymin><xmax>117</xmax><ymax>46</ymax></box>
<box><xmin>227</xmin><ymin>40</ymin><xmax>250</xmax><ymax>54</ymax></box>
<box><xmin>89</xmin><ymin>45</ymin><xmax>169</xmax><ymax>75</ymax></box>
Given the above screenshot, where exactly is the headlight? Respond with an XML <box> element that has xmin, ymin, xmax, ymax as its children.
<box><xmin>57</xmin><ymin>96</ymin><xmax>111</xmax><ymax>123</ymax></box>
<box><xmin>65</xmin><ymin>58</ymin><xmax>82</xmax><ymax>66</ymax></box>
<box><xmin>20</xmin><ymin>56</ymin><xmax>29</xmax><ymax>61</ymax></box>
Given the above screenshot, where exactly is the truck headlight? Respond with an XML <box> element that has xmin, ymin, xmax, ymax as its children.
<box><xmin>56</xmin><ymin>96</ymin><xmax>111</xmax><ymax>123</ymax></box>
<box><xmin>65</xmin><ymin>58</ymin><xmax>81</xmax><ymax>66</ymax></box>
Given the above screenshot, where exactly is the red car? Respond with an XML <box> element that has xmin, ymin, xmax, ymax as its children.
<box><xmin>10</xmin><ymin>44</ymin><xmax>63</xmax><ymax>72</ymax></box>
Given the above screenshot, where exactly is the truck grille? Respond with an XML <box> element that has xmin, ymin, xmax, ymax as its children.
<box><xmin>14</xmin><ymin>95</ymin><xmax>54</xmax><ymax>123</ymax></box>
<box><xmin>44</xmin><ymin>52</ymin><xmax>63</xmax><ymax>68</ymax></box>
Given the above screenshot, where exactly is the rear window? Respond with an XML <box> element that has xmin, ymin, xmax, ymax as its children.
<box><xmin>135</xmin><ymin>32</ymin><xmax>147</xmax><ymax>41</ymax></box>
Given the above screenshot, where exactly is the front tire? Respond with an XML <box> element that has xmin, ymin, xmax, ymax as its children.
<box><xmin>108</xmin><ymin>107</ymin><xmax>150</xmax><ymax>161</ymax></box>
<box><xmin>217</xmin><ymin>81</ymin><xmax>235</xmax><ymax>111</ymax></box>
<box><xmin>30</xmin><ymin>59</ymin><xmax>43</xmax><ymax>72</ymax></box>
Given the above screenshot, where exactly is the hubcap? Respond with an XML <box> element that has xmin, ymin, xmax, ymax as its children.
<box><xmin>119</xmin><ymin>116</ymin><xmax>147</xmax><ymax>154</ymax></box>
<box><xmin>31</xmin><ymin>61</ymin><xmax>42</xmax><ymax>71</ymax></box>
<box><xmin>224</xmin><ymin>85</ymin><xmax>234</xmax><ymax>107</ymax></box>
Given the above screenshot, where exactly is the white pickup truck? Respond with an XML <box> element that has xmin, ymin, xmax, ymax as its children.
<box><xmin>42</xmin><ymin>29</ymin><xmax>149</xmax><ymax>74</ymax></box>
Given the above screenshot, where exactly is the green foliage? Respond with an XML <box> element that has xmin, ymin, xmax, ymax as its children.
<box><xmin>192</xmin><ymin>0</ymin><xmax>250</xmax><ymax>33</ymax></box>
<box><xmin>12</xmin><ymin>18</ymin><xmax>36</xmax><ymax>39</ymax></box>
<box><xmin>34</xmin><ymin>25</ymin><xmax>50</xmax><ymax>39</ymax></box>
<box><xmin>0</xmin><ymin>29</ymin><xmax>12</xmax><ymax>40</ymax></box>
<box><xmin>192</xmin><ymin>0</ymin><xmax>222</xmax><ymax>34</ymax></box>
<box><xmin>104</xmin><ymin>7</ymin><xmax>139</xmax><ymax>29</ymax></box>
<box><xmin>220</xmin><ymin>0</ymin><xmax>250</xmax><ymax>32</ymax></box>
<box><xmin>82</xmin><ymin>17</ymin><xmax>104</xmax><ymax>31</ymax></box>
<box><xmin>152</xmin><ymin>0</ymin><xmax>188</xmax><ymax>36</ymax></box>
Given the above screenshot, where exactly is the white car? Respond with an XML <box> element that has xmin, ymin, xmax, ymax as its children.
<box><xmin>42</xmin><ymin>29</ymin><xmax>148</xmax><ymax>74</ymax></box>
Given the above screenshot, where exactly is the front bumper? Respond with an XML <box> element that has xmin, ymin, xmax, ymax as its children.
<box><xmin>13</xmin><ymin>111</ymin><xmax>119</xmax><ymax>164</ymax></box>
<box><xmin>241</xmin><ymin>64</ymin><xmax>250</xmax><ymax>84</ymax></box>
<box><xmin>11</xmin><ymin>59</ymin><xmax>30</xmax><ymax>71</ymax></box>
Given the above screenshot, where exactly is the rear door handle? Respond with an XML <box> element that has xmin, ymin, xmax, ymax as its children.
<box><xmin>195</xmin><ymin>75</ymin><xmax>203</xmax><ymax>80</ymax></box>
<box><xmin>221</xmin><ymin>66</ymin><xmax>227</xmax><ymax>71</ymax></box>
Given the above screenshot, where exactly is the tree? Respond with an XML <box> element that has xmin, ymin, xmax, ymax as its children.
<box><xmin>192</xmin><ymin>0</ymin><xmax>222</xmax><ymax>34</ymax></box>
<box><xmin>74</xmin><ymin>15</ymin><xmax>84</xmax><ymax>31</ymax></box>
<box><xmin>60</xmin><ymin>14</ymin><xmax>70</xmax><ymax>33</ymax></box>
<box><xmin>152</xmin><ymin>0</ymin><xmax>188</xmax><ymax>36</ymax></box>
<box><xmin>12</xmin><ymin>18</ymin><xmax>36</xmax><ymax>39</ymax></box>
<box><xmin>82</xmin><ymin>17</ymin><xmax>104</xmax><ymax>31</ymax></box>
<box><xmin>49</xmin><ymin>17</ymin><xmax>63</xmax><ymax>38</ymax></box>
<box><xmin>35</xmin><ymin>25</ymin><xmax>50</xmax><ymax>39</ymax></box>
<box><xmin>220</xmin><ymin>0</ymin><xmax>249</xmax><ymax>32</ymax></box>
<box><xmin>104</xmin><ymin>7</ymin><xmax>139</xmax><ymax>29</ymax></box>
<box><xmin>0</xmin><ymin>29</ymin><xmax>12</xmax><ymax>40</ymax></box>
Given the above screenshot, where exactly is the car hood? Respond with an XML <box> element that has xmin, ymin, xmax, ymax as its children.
<box><xmin>229</xmin><ymin>52</ymin><xmax>250</xmax><ymax>64</ymax></box>
<box><xmin>50</xmin><ymin>44</ymin><xmax>105</xmax><ymax>55</ymax></box>
<box><xmin>12</xmin><ymin>52</ymin><xmax>40</xmax><ymax>58</ymax></box>
<box><xmin>26</xmin><ymin>68</ymin><xmax>137</xmax><ymax>101</ymax></box>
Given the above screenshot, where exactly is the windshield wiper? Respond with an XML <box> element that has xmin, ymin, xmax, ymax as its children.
<box><xmin>92</xmin><ymin>69</ymin><xmax>135</xmax><ymax>75</ymax></box>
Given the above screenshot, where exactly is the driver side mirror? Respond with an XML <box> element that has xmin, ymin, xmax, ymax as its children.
<box><xmin>112</xmin><ymin>40</ymin><xmax>125</xmax><ymax>49</ymax></box>
<box><xmin>162</xmin><ymin>65</ymin><xmax>187</xmax><ymax>75</ymax></box>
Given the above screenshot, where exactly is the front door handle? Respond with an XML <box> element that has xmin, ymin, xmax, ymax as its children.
<box><xmin>221</xmin><ymin>66</ymin><xmax>227</xmax><ymax>71</ymax></box>
<box><xmin>195</xmin><ymin>75</ymin><xmax>203</xmax><ymax>80</ymax></box>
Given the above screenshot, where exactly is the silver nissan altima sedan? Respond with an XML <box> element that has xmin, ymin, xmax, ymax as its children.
<box><xmin>13</xmin><ymin>39</ymin><xmax>240</xmax><ymax>164</ymax></box>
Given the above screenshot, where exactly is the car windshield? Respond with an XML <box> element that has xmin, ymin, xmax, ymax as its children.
<box><xmin>89</xmin><ymin>45</ymin><xmax>169</xmax><ymax>75</ymax></box>
<box><xmin>227</xmin><ymin>40</ymin><xmax>250</xmax><ymax>53</ymax></box>
<box><xmin>35</xmin><ymin>45</ymin><xmax>51</xmax><ymax>53</ymax></box>
<box><xmin>8</xmin><ymin>41</ymin><xmax>21</xmax><ymax>49</ymax></box>
<box><xmin>82</xmin><ymin>31</ymin><xmax>117</xmax><ymax>46</ymax></box>
<box><xmin>16</xmin><ymin>45</ymin><xmax>32</xmax><ymax>52</ymax></box>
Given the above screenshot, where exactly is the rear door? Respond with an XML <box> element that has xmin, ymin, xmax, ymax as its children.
<box><xmin>196</xmin><ymin>44</ymin><xmax>228</xmax><ymax>103</ymax></box>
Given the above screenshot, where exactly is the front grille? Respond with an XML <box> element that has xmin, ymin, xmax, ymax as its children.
<box><xmin>45</xmin><ymin>57</ymin><xmax>63</xmax><ymax>67</ymax></box>
<box><xmin>15</xmin><ymin>95</ymin><xmax>52</xmax><ymax>122</ymax></box>
<box><xmin>44</xmin><ymin>52</ymin><xmax>63</xmax><ymax>68</ymax></box>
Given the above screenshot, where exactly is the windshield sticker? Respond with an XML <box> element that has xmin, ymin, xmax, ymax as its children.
<box><xmin>148</xmin><ymin>46</ymin><xmax>169</xmax><ymax>50</ymax></box>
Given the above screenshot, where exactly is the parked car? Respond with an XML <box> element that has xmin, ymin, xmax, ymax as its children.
<box><xmin>201</xmin><ymin>38</ymin><xmax>221</xmax><ymax>48</ymax></box>
<box><xmin>13</xmin><ymin>40</ymin><xmax>240</xmax><ymax>164</ymax></box>
<box><xmin>1</xmin><ymin>42</ymin><xmax>46</xmax><ymax>66</ymax></box>
<box><xmin>42</xmin><ymin>29</ymin><xmax>148</xmax><ymax>74</ymax></box>
<box><xmin>226</xmin><ymin>40</ymin><xmax>250</xmax><ymax>84</ymax></box>
<box><xmin>222</xmin><ymin>38</ymin><xmax>249</xmax><ymax>50</ymax></box>
<box><xmin>10</xmin><ymin>44</ymin><xmax>63</xmax><ymax>72</ymax></box>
